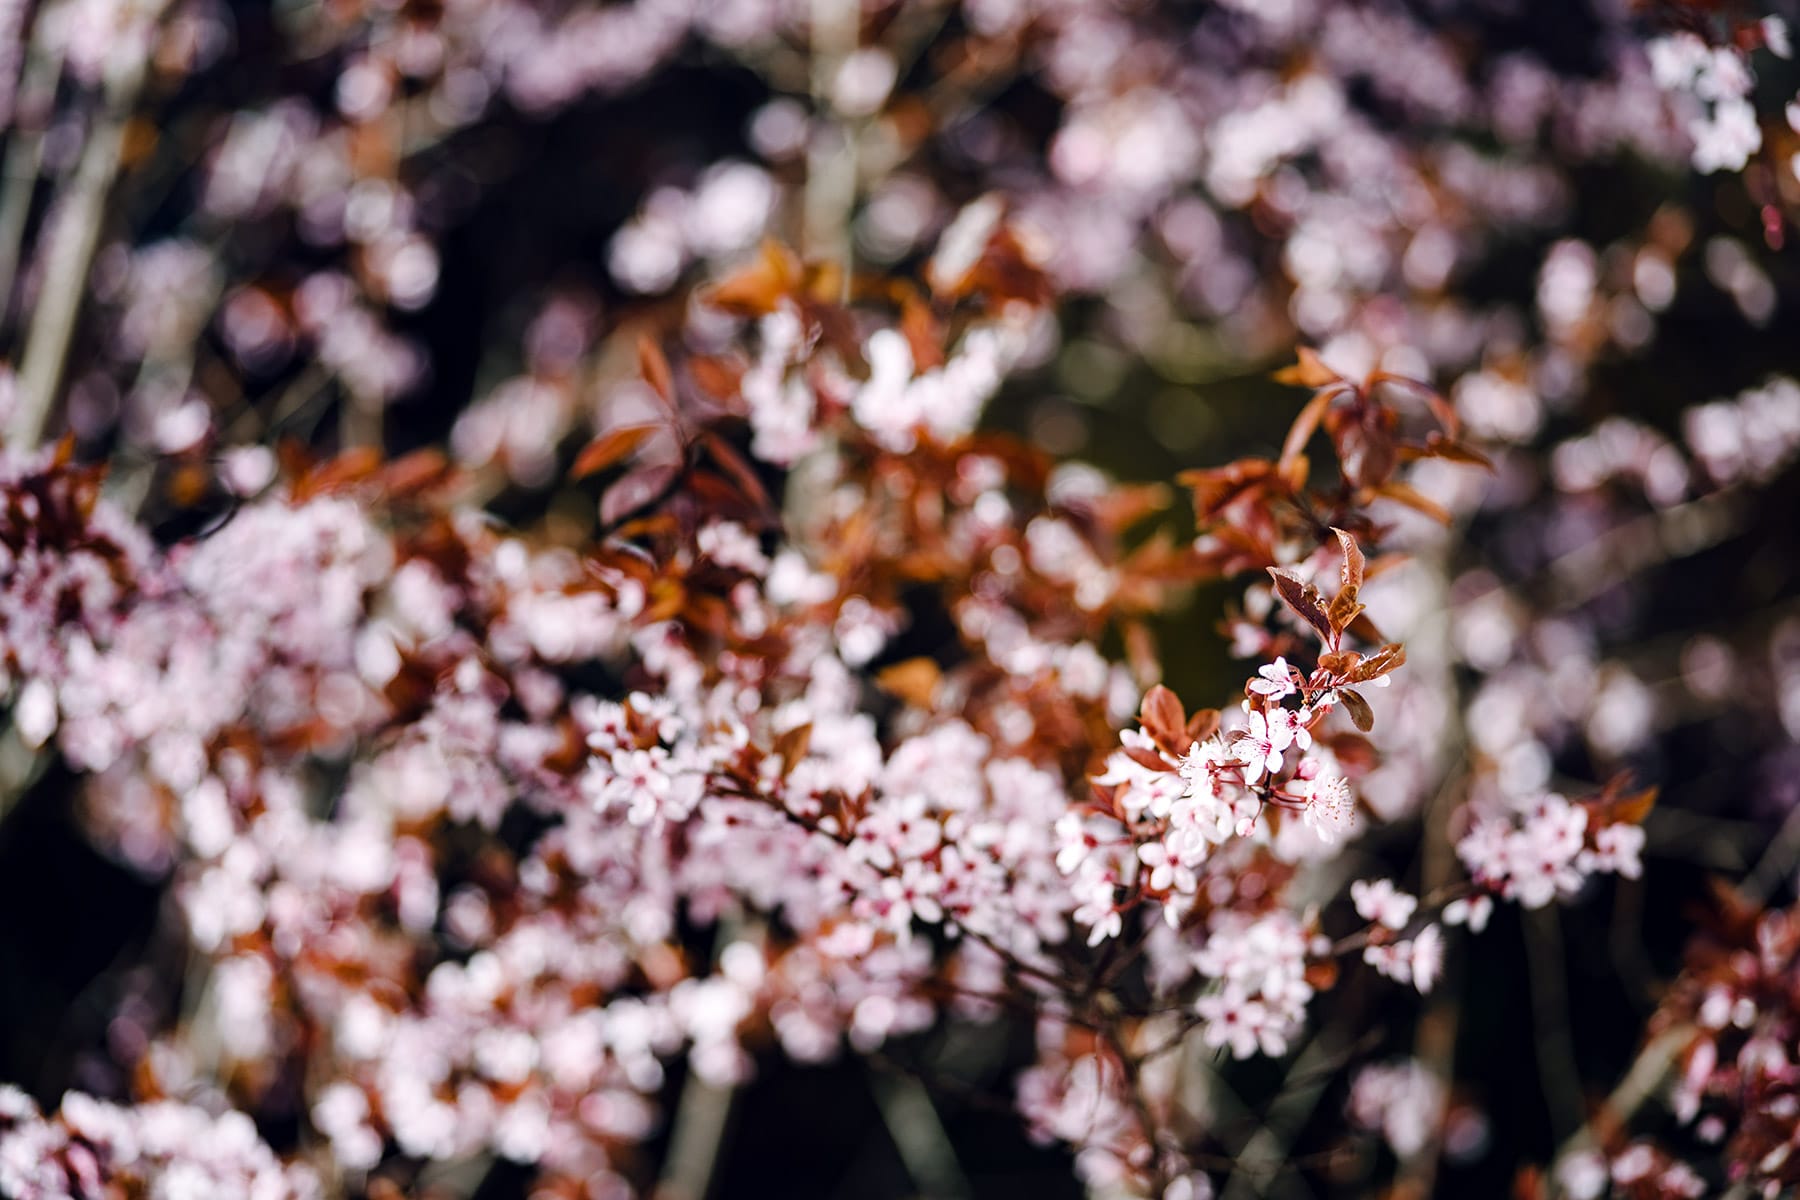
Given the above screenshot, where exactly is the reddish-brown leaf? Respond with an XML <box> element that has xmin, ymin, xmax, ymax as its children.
<box><xmin>1346</xmin><ymin>611</ymin><xmax>1386</xmax><ymax>645</ymax></box>
<box><xmin>963</xmin><ymin>225</ymin><xmax>1054</xmax><ymax>310</ymax></box>
<box><xmin>1352</xmin><ymin>643</ymin><xmax>1406</xmax><ymax>682</ymax></box>
<box><xmin>1376</xmin><ymin>480</ymin><xmax>1452</xmax><ymax>524</ymax></box>
<box><xmin>1512</xmin><ymin>1166</ymin><xmax>1546</xmax><ymax>1200</ymax></box>
<box><xmin>1592</xmin><ymin>780</ymin><xmax>1658</xmax><ymax>828</ymax></box>
<box><xmin>701</xmin><ymin>432</ymin><xmax>777</xmax><ymax>524</ymax></box>
<box><xmin>1326</xmin><ymin>593</ymin><xmax>1364</xmax><ymax>636</ymax></box>
<box><xmin>1610</xmin><ymin>786</ymin><xmax>1658</xmax><ymax>827</ymax></box>
<box><xmin>571</xmin><ymin>425</ymin><xmax>660</xmax><ymax>480</ymax></box>
<box><xmin>1324</xmin><ymin>732</ymin><xmax>1379</xmax><ymax>773</ymax></box>
<box><xmin>1179</xmin><ymin>459</ymin><xmax>1278</xmax><ymax>522</ymax></box>
<box><xmin>1369</xmin><ymin>370</ymin><xmax>1459</xmax><ymax>437</ymax></box>
<box><xmin>1303</xmin><ymin>959</ymin><xmax>1340</xmax><ymax>991</ymax></box>
<box><xmin>381</xmin><ymin>448</ymin><xmax>451</xmax><ymax>497</ymax></box>
<box><xmin>1338</xmin><ymin>688</ymin><xmax>1374</xmax><ymax>732</ymax></box>
<box><xmin>876</xmin><ymin>658</ymin><xmax>942</xmax><ymax>709</ymax></box>
<box><xmin>689</xmin><ymin>354</ymin><xmax>745</xmax><ymax>400</ymax></box>
<box><xmin>1125</xmin><ymin>744</ymin><xmax>1178</xmax><ymax>774</ymax></box>
<box><xmin>1092</xmin><ymin>483</ymin><xmax>1173</xmax><ymax>536</ymax></box>
<box><xmin>297</xmin><ymin>445</ymin><xmax>382</xmax><ymax>498</ymax></box>
<box><xmin>1140</xmin><ymin>684</ymin><xmax>1186</xmax><ymax>747</ymax></box>
<box><xmin>1408</xmin><ymin>431</ymin><xmax>1494</xmax><ymax>470</ymax></box>
<box><xmin>900</xmin><ymin>293</ymin><xmax>946</xmax><ymax>373</ymax></box>
<box><xmin>1278</xmin><ymin>386</ymin><xmax>1334</xmax><ymax>473</ymax></box>
<box><xmin>165</xmin><ymin>462</ymin><xmax>210</xmax><ymax>508</ymax></box>
<box><xmin>609</xmin><ymin>513</ymin><xmax>681</xmax><ymax>542</ymax></box>
<box><xmin>1267</xmin><ymin>567</ymin><xmax>1333</xmax><ymax>643</ymax></box>
<box><xmin>1339</xmin><ymin>420</ymin><xmax>1398</xmax><ymax>490</ymax></box>
<box><xmin>774</xmin><ymin>723</ymin><xmax>813</xmax><ymax>772</ymax></box>
<box><xmin>1184</xmin><ymin>708</ymin><xmax>1221</xmax><ymax>744</ymax></box>
<box><xmin>640</xmin><ymin>576</ymin><xmax>686</xmax><ymax>622</ymax></box>
<box><xmin>1123</xmin><ymin>620</ymin><xmax>1161</xmax><ymax>688</ymax></box>
<box><xmin>705</xmin><ymin>239</ymin><xmax>803</xmax><ymax>315</ymax></box>
<box><xmin>638</xmin><ymin>335</ymin><xmax>675</xmax><ymax>405</ymax></box>
<box><xmin>686</xmin><ymin>467</ymin><xmax>752</xmax><ymax>514</ymax></box>
<box><xmin>600</xmin><ymin>461</ymin><xmax>682</xmax><ymax>526</ymax></box>
<box><xmin>1332</xmin><ymin>527</ymin><xmax>1365</xmax><ymax>597</ymax></box>
<box><xmin>1272</xmin><ymin>347</ymin><xmax>1341</xmax><ymax>389</ymax></box>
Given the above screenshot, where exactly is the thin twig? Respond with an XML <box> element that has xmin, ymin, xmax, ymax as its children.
<box><xmin>1741</xmin><ymin>801</ymin><xmax>1800</xmax><ymax>905</ymax></box>
<box><xmin>1218</xmin><ymin>1032</ymin><xmax>1336</xmax><ymax>1200</ymax></box>
<box><xmin>1523</xmin><ymin>905</ymin><xmax>1587</xmax><ymax>1144</ymax></box>
<box><xmin>869</xmin><ymin>1069</ymin><xmax>974</xmax><ymax>1200</ymax></box>
<box><xmin>1549</xmin><ymin>1024</ymin><xmax>1692</xmax><ymax>1176</ymax></box>
<box><xmin>653</xmin><ymin>917</ymin><xmax>759</xmax><ymax>1200</ymax></box>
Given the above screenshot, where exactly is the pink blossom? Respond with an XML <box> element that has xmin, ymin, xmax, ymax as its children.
<box><xmin>1351</xmin><ymin>878</ymin><xmax>1418</xmax><ymax>930</ymax></box>
<box><xmin>1249</xmin><ymin>656</ymin><xmax>1299</xmax><ymax>701</ymax></box>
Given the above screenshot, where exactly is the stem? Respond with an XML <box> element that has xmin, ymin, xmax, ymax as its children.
<box><xmin>804</xmin><ymin>0</ymin><xmax>858</xmax><ymax>295</ymax></box>
<box><xmin>1523</xmin><ymin>905</ymin><xmax>1586</xmax><ymax>1144</ymax></box>
<box><xmin>1550</xmin><ymin>1024</ymin><xmax>1692</xmax><ymax>1175</ymax></box>
<box><xmin>0</xmin><ymin>1</ymin><xmax>58</xmax><ymax>325</ymax></box>
<box><xmin>1742</xmin><ymin>800</ymin><xmax>1800</xmax><ymax>905</ymax></box>
<box><xmin>869</xmin><ymin>1070</ymin><xmax>973</xmax><ymax>1200</ymax></box>
<box><xmin>1104</xmin><ymin>1018</ymin><xmax>1169</xmax><ymax>1195</ymax></box>
<box><xmin>653</xmin><ymin>917</ymin><xmax>760</xmax><ymax>1200</ymax></box>
<box><xmin>10</xmin><ymin>0</ymin><xmax>165</xmax><ymax>447</ymax></box>
<box><xmin>1217</xmin><ymin>1032</ymin><xmax>1337</xmax><ymax>1200</ymax></box>
<box><xmin>654</xmin><ymin>1070</ymin><xmax>738</xmax><ymax>1200</ymax></box>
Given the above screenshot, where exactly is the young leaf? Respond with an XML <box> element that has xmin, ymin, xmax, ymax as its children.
<box><xmin>1326</xmin><ymin>593</ymin><xmax>1365</xmax><ymax>635</ymax></box>
<box><xmin>1279</xmin><ymin>387</ymin><xmax>1333</xmax><ymax>473</ymax></box>
<box><xmin>297</xmin><ymin>445</ymin><xmax>382</xmax><ymax>498</ymax></box>
<box><xmin>1179</xmin><ymin>459</ymin><xmax>1278</xmax><ymax>521</ymax></box>
<box><xmin>1267</xmin><ymin>567</ymin><xmax>1333</xmax><ymax>643</ymax></box>
<box><xmin>700</xmin><ymin>432</ymin><xmax>778</xmax><ymax>525</ymax></box>
<box><xmin>1340</xmin><ymin>420</ymin><xmax>1398</xmax><ymax>490</ymax></box>
<box><xmin>1346</xmin><ymin>611</ymin><xmax>1387</xmax><ymax>646</ymax></box>
<box><xmin>1331</xmin><ymin>527</ymin><xmax>1365</xmax><ymax>597</ymax></box>
<box><xmin>1272</xmin><ymin>347</ymin><xmax>1341</xmax><ymax>389</ymax></box>
<box><xmin>1140</xmin><ymin>684</ymin><xmax>1186</xmax><ymax>747</ymax></box>
<box><xmin>600</xmin><ymin>461</ymin><xmax>682</xmax><ymax>526</ymax></box>
<box><xmin>571</xmin><ymin>425</ymin><xmax>660</xmax><ymax>480</ymax></box>
<box><xmin>1608</xmin><ymin>785</ymin><xmax>1659</xmax><ymax>827</ymax></box>
<box><xmin>1324</xmin><ymin>732</ymin><xmax>1379</xmax><ymax>773</ymax></box>
<box><xmin>638</xmin><ymin>335</ymin><xmax>675</xmax><ymax>405</ymax></box>
<box><xmin>1339</xmin><ymin>688</ymin><xmax>1374</xmax><ymax>732</ymax></box>
<box><xmin>1125</xmin><ymin>744</ymin><xmax>1178</xmax><ymax>774</ymax></box>
<box><xmin>704</xmin><ymin>239</ymin><xmax>803</xmax><ymax>315</ymax></box>
<box><xmin>1185</xmin><ymin>708</ymin><xmax>1221</xmax><ymax>743</ymax></box>
<box><xmin>1376</xmin><ymin>480</ymin><xmax>1452</xmax><ymax>524</ymax></box>
<box><xmin>1413</xmin><ymin>431</ymin><xmax>1493</xmax><ymax>470</ymax></box>
<box><xmin>689</xmin><ymin>354</ymin><xmax>744</xmax><ymax>400</ymax></box>
<box><xmin>774</xmin><ymin>723</ymin><xmax>813</xmax><ymax>772</ymax></box>
<box><xmin>1352</xmin><ymin>643</ymin><xmax>1406</xmax><ymax>682</ymax></box>
<box><xmin>380</xmin><ymin>448</ymin><xmax>451</xmax><ymax>497</ymax></box>
<box><xmin>876</xmin><ymin>658</ymin><xmax>942</xmax><ymax>709</ymax></box>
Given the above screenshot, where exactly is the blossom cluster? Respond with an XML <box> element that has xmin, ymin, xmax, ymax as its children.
<box><xmin>2</xmin><ymin>0</ymin><xmax>1800</xmax><ymax>1196</ymax></box>
<box><xmin>1553</xmin><ymin>892</ymin><xmax>1800</xmax><ymax>1199</ymax></box>
<box><xmin>0</xmin><ymin>216</ymin><xmax>1526</xmax><ymax>1196</ymax></box>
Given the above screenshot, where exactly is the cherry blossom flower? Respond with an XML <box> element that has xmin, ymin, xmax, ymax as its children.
<box><xmin>1351</xmin><ymin>878</ymin><xmax>1419</xmax><ymax>930</ymax></box>
<box><xmin>1249</xmin><ymin>657</ymin><xmax>1299</xmax><ymax>701</ymax></box>
<box><xmin>1233</xmin><ymin>707</ymin><xmax>1293</xmax><ymax>784</ymax></box>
